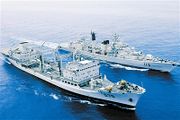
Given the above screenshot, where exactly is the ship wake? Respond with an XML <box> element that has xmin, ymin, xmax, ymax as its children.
<box><xmin>33</xmin><ymin>90</ymin><xmax>107</xmax><ymax>107</ymax></box>
<box><xmin>49</xmin><ymin>93</ymin><xmax>59</xmax><ymax>100</ymax></box>
<box><xmin>32</xmin><ymin>89</ymin><xmax>135</xmax><ymax>110</ymax></box>
<box><xmin>110</xmin><ymin>64</ymin><xmax>148</xmax><ymax>71</ymax></box>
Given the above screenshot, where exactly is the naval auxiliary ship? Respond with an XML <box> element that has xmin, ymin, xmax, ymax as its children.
<box><xmin>60</xmin><ymin>32</ymin><xmax>179</xmax><ymax>72</ymax></box>
<box><xmin>1</xmin><ymin>41</ymin><xmax>145</xmax><ymax>110</ymax></box>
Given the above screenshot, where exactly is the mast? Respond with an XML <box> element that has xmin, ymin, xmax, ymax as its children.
<box><xmin>39</xmin><ymin>55</ymin><xmax>44</xmax><ymax>72</ymax></box>
<box><xmin>91</xmin><ymin>31</ymin><xmax>96</xmax><ymax>53</ymax></box>
<box><xmin>72</xmin><ymin>50</ymin><xmax>77</xmax><ymax>62</ymax></box>
<box><xmin>113</xmin><ymin>33</ymin><xmax>120</xmax><ymax>43</ymax></box>
<box><xmin>39</xmin><ymin>41</ymin><xmax>46</xmax><ymax>72</ymax></box>
<box><xmin>58</xmin><ymin>59</ymin><xmax>62</xmax><ymax>76</ymax></box>
<box><xmin>91</xmin><ymin>31</ymin><xmax>96</xmax><ymax>41</ymax></box>
<box><xmin>55</xmin><ymin>52</ymin><xmax>62</xmax><ymax>76</ymax></box>
<box><xmin>112</xmin><ymin>33</ymin><xmax>120</xmax><ymax>55</ymax></box>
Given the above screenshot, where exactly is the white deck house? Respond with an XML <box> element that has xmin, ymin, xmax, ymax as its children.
<box><xmin>63</xmin><ymin>60</ymin><xmax>100</xmax><ymax>86</ymax></box>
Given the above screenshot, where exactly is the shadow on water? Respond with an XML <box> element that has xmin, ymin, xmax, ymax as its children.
<box><xmin>97</xmin><ymin>106</ymin><xmax>138</xmax><ymax>120</ymax></box>
<box><xmin>146</xmin><ymin>70</ymin><xmax>173</xmax><ymax>81</ymax></box>
<box><xmin>64</xmin><ymin>101</ymin><xmax>139</xmax><ymax>120</ymax></box>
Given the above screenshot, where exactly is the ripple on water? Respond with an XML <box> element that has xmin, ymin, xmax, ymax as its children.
<box><xmin>49</xmin><ymin>93</ymin><xmax>59</xmax><ymax>100</ymax></box>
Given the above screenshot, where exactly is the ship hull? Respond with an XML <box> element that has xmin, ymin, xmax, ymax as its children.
<box><xmin>75</xmin><ymin>50</ymin><xmax>176</xmax><ymax>72</ymax></box>
<box><xmin>3</xmin><ymin>56</ymin><xmax>142</xmax><ymax>110</ymax></box>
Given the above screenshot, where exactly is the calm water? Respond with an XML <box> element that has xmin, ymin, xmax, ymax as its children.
<box><xmin>0</xmin><ymin>1</ymin><xmax>180</xmax><ymax>120</ymax></box>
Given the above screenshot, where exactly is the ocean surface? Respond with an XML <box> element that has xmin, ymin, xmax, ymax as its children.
<box><xmin>0</xmin><ymin>1</ymin><xmax>180</xmax><ymax>120</ymax></box>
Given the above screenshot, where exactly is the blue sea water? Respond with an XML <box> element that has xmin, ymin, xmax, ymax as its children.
<box><xmin>0</xmin><ymin>1</ymin><xmax>180</xmax><ymax>120</ymax></box>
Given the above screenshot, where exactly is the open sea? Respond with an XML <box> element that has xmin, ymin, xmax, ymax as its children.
<box><xmin>0</xmin><ymin>0</ymin><xmax>180</xmax><ymax>120</ymax></box>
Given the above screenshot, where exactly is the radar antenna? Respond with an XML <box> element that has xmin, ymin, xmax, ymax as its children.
<box><xmin>113</xmin><ymin>33</ymin><xmax>120</xmax><ymax>42</ymax></box>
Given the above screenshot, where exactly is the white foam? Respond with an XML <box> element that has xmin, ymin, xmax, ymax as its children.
<box><xmin>110</xmin><ymin>64</ymin><xmax>148</xmax><ymax>71</ymax></box>
<box><xmin>79</xmin><ymin>100</ymin><xmax>106</xmax><ymax>106</ymax></box>
<box><xmin>34</xmin><ymin>90</ymin><xmax>39</xmax><ymax>96</ymax></box>
<box><xmin>97</xmin><ymin>103</ymin><xmax>107</xmax><ymax>107</ymax></box>
<box><xmin>16</xmin><ymin>87</ymin><xmax>21</xmax><ymax>91</ymax></box>
<box><xmin>50</xmin><ymin>93</ymin><xmax>59</xmax><ymax>100</ymax></box>
<box><xmin>80</xmin><ymin>100</ymin><xmax>91</xmax><ymax>104</ymax></box>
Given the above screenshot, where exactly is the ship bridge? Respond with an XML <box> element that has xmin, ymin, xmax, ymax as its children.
<box><xmin>63</xmin><ymin>60</ymin><xmax>100</xmax><ymax>86</ymax></box>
